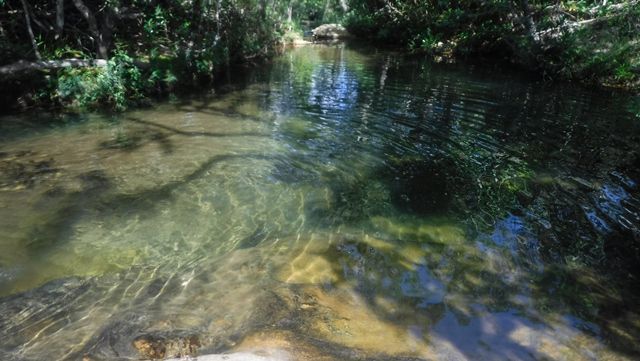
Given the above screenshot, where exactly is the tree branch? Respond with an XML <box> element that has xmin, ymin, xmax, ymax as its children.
<box><xmin>20</xmin><ymin>0</ymin><xmax>41</xmax><ymax>60</ymax></box>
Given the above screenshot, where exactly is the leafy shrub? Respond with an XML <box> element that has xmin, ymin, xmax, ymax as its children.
<box><xmin>56</xmin><ymin>52</ymin><xmax>143</xmax><ymax>110</ymax></box>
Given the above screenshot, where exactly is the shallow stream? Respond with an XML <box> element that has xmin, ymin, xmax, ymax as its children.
<box><xmin>1</xmin><ymin>43</ymin><xmax>639</xmax><ymax>360</ymax></box>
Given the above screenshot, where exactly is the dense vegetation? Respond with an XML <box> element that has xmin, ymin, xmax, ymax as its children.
<box><xmin>345</xmin><ymin>0</ymin><xmax>640</xmax><ymax>89</ymax></box>
<box><xmin>0</xmin><ymin>0</ymin><xmax>346</xmax><ymax>110</ymax></box>
<box><xmin>0</xmin><ymin>0</ymin><xmax>638</xmax><ymax>111</ymax></box>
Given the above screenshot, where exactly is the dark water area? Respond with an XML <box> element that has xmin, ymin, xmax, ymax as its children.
<box><xmin>1</xmin><ymin>43</ymin><xmax>639</xmax><ymax>360</ymax></box>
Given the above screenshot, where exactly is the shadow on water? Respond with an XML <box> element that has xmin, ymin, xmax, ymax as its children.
<box><xmin>168</xmin><ymin>87</ymin><xmax>278</xmax><ymax>124</ymax></box>
<box><xmin>0</xmin><ymin>151</ymin><xmax>60</xmax><ymax>191</ymax></box>
<box><xmin>99</xmin><ymin>128</ymin><xmax>174</xmax><ymax>154</ymax></box>
<box><xmin>124</xmin><ymin>117</ymin><xmax>270</xmax><ymax>139</ymax></box>
<box><xmin>18</xmin><ymin>151</ymin><xmax>280</xmax><ymax>257</ymax></box>
<box><xmin>0</xmin><ymin>108</ymin><xmax>277</xmax><ymax>294</ymax></box>
<box><xmin>24</xmin><ymin>170</ymin><xmax>113</xmax><ymax>255</ymax></box>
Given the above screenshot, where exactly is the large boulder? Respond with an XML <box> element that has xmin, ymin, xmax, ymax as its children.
<box><xmin>311</xmin><ymin>24</ymin><xmax>350</xmax><ymax>40</ymax></box>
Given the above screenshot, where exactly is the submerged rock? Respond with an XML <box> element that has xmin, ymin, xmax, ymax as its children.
<box><xmin>312</xmin><ymin>24</ymin><xmax>350</xmax><ymax>40</ymax></box>
<box><xmin>3</xmin><ymin>232</ymin><xmax>627</xmax><ymax>361</ymax></box>
<box><xmin>0</xmin><ymin>151</ymin><xmax>59</xmax><ymax>191</ymax></box>
<box><xmin>164</xmin><ymin>349</ymin><xmax>291</xmax><ymax>361</ymax></box>
<box><xmin>133</xmin><ymin>333</ymin><xmax>200</xmax><ymax>359</ymax></box>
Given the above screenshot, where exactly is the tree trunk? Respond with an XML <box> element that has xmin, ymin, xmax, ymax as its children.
<box><xmin>71</xmin><ymin>0</ymin><xmax>109</xmax><ymax>59</ymax></box>
<box><xmin>519</xmin><ymin>0</ymin><xmax>540</xmax><ymax>44</ymax></box>
<box><xmin>260</xmin><ymin>0</ymin><xmax>268</xmax><ymax>20</ymax></box>
<box><xmin>214</xmin><ymin>0</ymin><xmax>221</xmax><ymax>44</ymax></box>
<box><xmin>339</xmin><ymin>0</ymin><xmax>348</xmax><ymax>13</ymax></box>
<box><xmin>100</xmin><ymin>7</ymin><xmax>114</xmax><ymax>58</ymax></box>
<box><xmin>20</xmin><ymin>0</ymin><xmax>41</xmax><ymax>60</ymax></box>
<box><xmin>56</xmin><ymin>0</ymin><xmax>64</xmax><ymax>39</ymax></box>
<box><xmin>193</xmin><ymin>0</ymin><xmax>202</xmax><ymax>34</ymax></box>
<box><xmin>323</xmin><ymin>0</ymin><xmax>331</xmax><ymax>22</ymax></box>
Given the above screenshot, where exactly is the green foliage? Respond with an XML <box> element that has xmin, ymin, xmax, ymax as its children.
<box><xmin>282</xmin><ymin>29</ymin><xmax>304</xmax><ymax>44</ymax></box>
<box><xmin>345</xmin><ymin>0</ymin><xmax>511</xmax><ymax>50</ymax></box>
<box><xmin>345</xmin><ymin>0</ymin><xmax>639</xmax><ymax>88</ymax></box>
<box><xmin>143</xmin><ymin>6</ymin><xmax>169</xmax><ymax>40</ymax></box>
<box><xmin>3</xmin><ymin>0</ymin><xmax>637</xmax><ymax>111</ymax></box>
<box><xmin>546</xmin><ymin>5</ymin><xmax>639</xmax><ymax>87</ymax></box>
<box><xmin>409</xmin><ymin>29</ymin><xmax>439</xmax><ymax>52</ymax></box>
<box><xmin>343</xmin><ymin>11</ymin><xmax>376</xmax><ymax>38</ymax></box>
<box><xmin>2</xmin><ymin>0</ymin><xmax>320</xmax><ymax>111</ymax></box>
<box><xmin>614</xmin><ymin>63</ymin><xmax>634</xmax><ymax>82</ymax></box>
<box><xmin>56</xmin><ymin>52</ymin><xmax>143</xmax><ymax>110</ymax></box>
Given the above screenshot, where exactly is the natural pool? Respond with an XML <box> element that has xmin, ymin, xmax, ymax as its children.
<box><xmin>1</xmin><ymin>43</ymin><xmax>639</xmax><ymax>360</ymax></box>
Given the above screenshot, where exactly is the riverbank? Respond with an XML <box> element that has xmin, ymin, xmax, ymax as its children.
<box><xmin>0</xmin><ymin>0</ymin><xmax>323</xmax><ymax>113</ymax></box>
<box><xmin>344</xmin><ymin>0</ymin><xmax>640</xmax><ymax>92</ymax></box>
<box><xmin>3</xmin><ymin>38</ymin><xmax>637</xmax><ymax>116</ymax></box>
<box><xmin>1</xmin><ymin>0</ymin><xmax>638</xmax><ymax>113</ymax></box>
<box><xmin>0</xmin><ymin>31</ymin><xmax>323</xmax><ymax>113</ymax></box>
<box><xmin>0</xmin><ymin>43</ymin><xmax>286</xmax><ymax>113</ymax></box>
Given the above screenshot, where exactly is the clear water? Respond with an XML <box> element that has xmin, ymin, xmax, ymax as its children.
<box><xmin>1</xmin><ymin>43</ymin><xmax>639</xmax><ymax>360</ymax></box>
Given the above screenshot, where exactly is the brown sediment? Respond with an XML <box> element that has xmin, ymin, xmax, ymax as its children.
<box><xmin>235</xmin><ymin>330</ymin><xmax>337</xmax><ymax>361</ymax></box>
<box><xmin>300</xmin><ymin>285</ymin><xmax>433</xmax><ymax>359</ymax></box>
<box><xmin>133</xmin><ymin>336</ymin><xmax>167</xmax><ymax>359</ymax></box>
<box><xmin>273</xmin><ymin>237</ymin><xmax>434</xmax><ymax>358</ymax></box>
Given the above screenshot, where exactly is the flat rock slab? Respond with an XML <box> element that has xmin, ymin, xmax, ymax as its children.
<box><xmin>165</xmin><ymin>349</ymin><xmax>291</xmax><ymax>361</ymax></box>
<box><xmin>311</xmin><ymin>24</ymin><xmax>350</xmax><ymax>39</ymax></box>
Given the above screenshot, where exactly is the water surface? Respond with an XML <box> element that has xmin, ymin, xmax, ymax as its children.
<box><xmin>1</xmin><ymin>43</ymin><xmax>639</xmax><ymax>360</ymax></box>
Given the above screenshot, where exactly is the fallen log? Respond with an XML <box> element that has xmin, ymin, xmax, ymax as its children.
<box><xmin>0</xmin><ymin>58</ymin><xmax>107</xmax><ymax>76</ymax></box>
